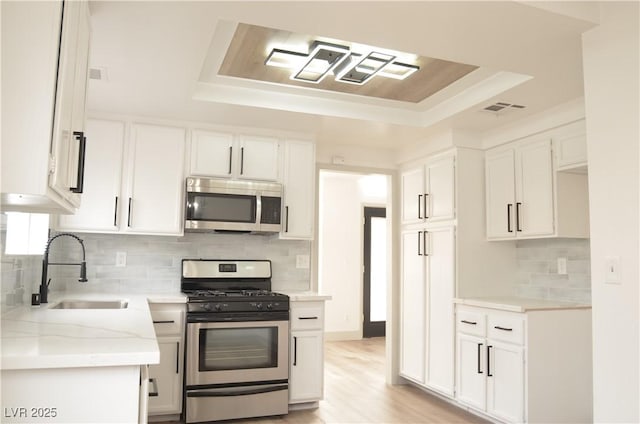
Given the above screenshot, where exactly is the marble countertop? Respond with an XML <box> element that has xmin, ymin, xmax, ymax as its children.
<box><xmin>280</xmin><ymin>291</ymin><xmax>332</xmax><ymax>301</ymax></box>
<box><xmin>454</xmin><ymin>296</ymin><xmax>592</xmax><ymax>313</ymax></box>
<box><xmin>0</xmin><ymin>293</ymin><xmax>177</xmax><ymax>371</ymax></box>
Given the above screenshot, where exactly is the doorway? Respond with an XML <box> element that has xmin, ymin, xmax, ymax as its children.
<box><xmin>363</xmin><ymin>206</ymin><xmax>386</xmax><ymax>338</ymax></box>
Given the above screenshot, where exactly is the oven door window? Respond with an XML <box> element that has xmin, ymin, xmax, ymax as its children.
<box><xmin>186</xmin><ymin>192</ymin><xmax>256</xmax><ymax>223</ymax></box>
<box><xmin>199</xmin><ymin>327</ymin><xmax>278</xmax><ymax>371</ymax></box>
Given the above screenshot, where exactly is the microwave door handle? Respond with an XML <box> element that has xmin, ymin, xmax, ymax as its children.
<box><xmin>255</xmin><ymin>194</ymin><xmax>262</xmax><ymax>229</ymax></box>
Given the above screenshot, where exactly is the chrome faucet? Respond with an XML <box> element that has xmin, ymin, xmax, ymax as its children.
<box><xmin>39</xmin><ymin>233</ymin><xmax>88</xmax><ymax>303</ymax></box>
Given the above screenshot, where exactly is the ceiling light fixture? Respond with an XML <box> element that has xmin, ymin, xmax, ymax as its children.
<box><xmin>291</xmin><ymin>42</ymin><xmax>350</xmax><ymax>84</ymax></box>
<box><xmin>377</xmin><ymin>62</ymin><xmax>420</xmax><ymax>80</ymax></box>
<box><xmin>264</xmin><ymin>41</ymin><xmax>419</xmax><ymax>85</ymax></box>
<box><xmin>335</xmin><ymin>52</ymin><xmax>396</xmax><ymax>85</ymax></box>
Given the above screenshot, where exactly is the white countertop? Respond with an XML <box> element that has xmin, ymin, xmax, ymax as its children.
<box><xmin>280</xmin><ymin>291</ymin><xmax>332</xmax><ymax>301</ymax></box>
<box><xmin>0</xmin><ymin>292</ymin><xmax>185</xmax><ymax>371</ymax></box>
<box><xmin>454</xmin><ymin>296</ymin><xmax>592</xmax><ymax>313</ymax></box>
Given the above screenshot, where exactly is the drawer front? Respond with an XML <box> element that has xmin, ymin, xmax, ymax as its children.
<box><xmin>150</xmin><ymin>306</ymin><xmax>185</xmax><ymax>336</ymax></box>
<box><xmin>290</xmin><ymin>301</ymin><xmax>324</xmax><ymax>331</ymax></box>
<box><xmin>456</xmin><ymin>309</ymin><xmax>486</xmax><ymax>337</ymax></box>
<box><xmin>488</xmin><ymin>313</ymin><xmax>525</xmax><ymax>345</ymax></box>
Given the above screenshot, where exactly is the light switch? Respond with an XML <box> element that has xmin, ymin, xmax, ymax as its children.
<box><xmin>604</xmin><ymin>256</ymin><xmax>620</xmax><ymax>284</ymax></box>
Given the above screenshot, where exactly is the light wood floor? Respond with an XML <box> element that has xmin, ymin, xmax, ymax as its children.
<box><xmin>238</xmin><ymin>338</ymin><xmax>487</xmax><ymax>424</ymax></box>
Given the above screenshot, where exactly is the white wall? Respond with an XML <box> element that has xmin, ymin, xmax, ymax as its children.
<box><xmin>318</xmin><ymin>171</ymin><xmax>388</xmax><ymax>338</ymax></box>
<box><xmin>582</xmin><ymin>3</ymin><xmax>639</xmax><ymax>421</ymax></box>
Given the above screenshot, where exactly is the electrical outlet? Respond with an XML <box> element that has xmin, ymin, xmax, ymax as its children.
<box><xmin>116</xmin><ymin>251</ymin><xmax>127</xmax><ymax>267</ymax></box>
<box><xmin>557</xmin><ymin>257</ymin><xmax>567</xmax><ymax>275</ymax></box>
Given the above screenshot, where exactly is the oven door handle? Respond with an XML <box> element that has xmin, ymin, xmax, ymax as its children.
<box><xmin>187</xmin><ymin>384</ymin><xmax>288</xmax><ymax>398</ymax></box>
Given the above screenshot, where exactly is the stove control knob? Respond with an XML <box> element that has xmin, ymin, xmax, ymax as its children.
<box><xmin>266</xmin><ymin>303</ymin><xmax>273</xmax><ymax>310</ymax></box>
<box><xmin>203</xmin><ymin>303</ymin><xmax>212</xmax><ymax>311</ymax></box>
<box><xmin>256</xmin><ymin>303</ymin><xmax>263</xmax><ymax>310</ymax></box>
<box><xmin>213</xmin><ymin>304</ymin><xmax>222</xmax><ymax>312</ymax></box>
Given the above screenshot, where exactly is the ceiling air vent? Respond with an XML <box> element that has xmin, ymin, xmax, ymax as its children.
<box><xmin>481</xmin><ymin>102</ymin><xmax>526</xmax><ymax>114</ymax></box>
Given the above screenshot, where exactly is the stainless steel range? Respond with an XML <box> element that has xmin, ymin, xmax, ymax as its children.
<box><xmin>182</xmin><ymin>259</ymin><xmax>289</xmax><ymax>423</ymax></box>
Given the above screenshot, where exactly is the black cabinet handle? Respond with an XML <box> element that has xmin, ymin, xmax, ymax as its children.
<box><xmin>176</xmin><ymin>341</ymin><xmax>180</xmax><ymax>374</ymax></box>
<box><xmin>293</xmin><ymin>336</ymin><xmax>297</xmax><ymax>366</ymax></box>
<box><xmin>70</xmin><ymin>131</ymin><xmax>86</xmax><ymax>193</ymax></box>
<box><xmin>487</xmin><ymin>345</ymin><xmax>493</xmax><ymax>377</ymax></box>
<box><xmin>477</xmin><ymin>343</ymin><xmax>483</xmax><ymax>374</ymax></box>
<box><xmin>494</xmin><ymin>326</ymin><xmax>513</xmax><ymax>332</ymax></box>
<box><xmin>424</xmin><ymin>193</ymin><xmax>429</xmax><ymax>219</ymax></box>
<box><xmin>228</xmin><ymin>146</ymin><xmax>233</xmax><ymax>174</ymax></box>
<box><xmin>461</xmin><ymin>320</ymin><xmax>477</xmax><ymax>325</ymax></box>
<box><xmin>417</xmin><ymin>231</ymin><xmax>422</xmax><ymax>256</ymax></box>
<box><xmin>285</xmin><ymin>206</ymin><xmax>289</xmax><ymax>232</ymax></box>
<box><xmin>299</xmin><ymin>316</ymin><xmax>318</xmax><ymax>320</ymax></box>
<box><xmin>516</xmin><ymin>202</ymin><xmax>522</xmax><ymax>232</ymax></box>
<box><xmin>152</xmin><ymin>320</ymin><xmax>175</xmax><ymax>324</ymax></box>
<box><xmin>418</xmin><ymin>194</ymin><xmax>422</xmax><ymax>219</ymax></box>
<box><xmin>507</xmin><ymin>203</ymin><xmax>513</xmax><ymax>233</ymax></box>
<box><xmin>113</xmin><ymin>196</ymin><xmax>119</xmax><ymax>227</ymax></box>
<box><xmin>127</xmin><ymin>197</ymin><xmax>132</xmax><ymax>227</ymax></box>
<box><xmin>240</xmin><ymin>147</ymin><xmax>244</xmax><ymax>175</ymax></box>
<box><xmin>423</xmin><ymin>231</ymin><xmax>429</xmax><ymax>256</ymax></box>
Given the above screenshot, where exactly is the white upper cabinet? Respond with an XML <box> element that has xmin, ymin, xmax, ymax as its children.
<box><xmin>189</xmin><ymin>130</ymin><xmax>279</xmax><ymax>181</ymax></box>
<box><xmin>401</xmin><ymin>153</ymin><xmax>455</xmax><ymax>225</ymax></box>
<box><xmin>237</xmin><ymin>135</ymin><xmax>280</xmax><ymax>181</ymax></box>
<box><xmin>280</xmin><ymin>140</ymin><xmax>315</xmax><ymax>240</ymax></box>
<box><xmin>57</xmin><ymin>120</ymin><xmax>186</xmax><ymax>236</ymax></box>
<box><xmin>401</xmin><ymin>168</ymin><xmax>424</xmax><ymax>225</ymax></box>
<box><xmin>485</xmin><ymin>149</ymin><xmax>517</xmax><ymax>239</ymax></box>
<box><xmin>554</xmin><ymin>121</ymin><xmax>587</xmax><ymax>171</ymax></box>
<box><xmin>124</xmin><ymin>124</ymin><xmax>186</xmax><ymax>235</ymax></box>
<box><xmin>190</xmin><ymin>130</ymin><xmax>234</xmax><ymax>178</ymax></box>
<box><xmin>515</xmin><ymin>139</ymin><xmax>554</xmax><ymax>237</ymax></box>
<box><xmin>425</xmin><ymin>154</ymin><xmax>456</xmax><ymax>222</ymax></box>
<box><xmin>57</xmin><ymin>119</ymin><xmax>125</xmax><ymax>232</ymax></box>
<box><xmin>1</xmin><ymin>0</ymin><xmax>90</xmax><ymax>213</ymax></box>
<box><xmin>485</xmin><ymin>131</ymin><xmax>589</xmax><ymax>240</ymax></box>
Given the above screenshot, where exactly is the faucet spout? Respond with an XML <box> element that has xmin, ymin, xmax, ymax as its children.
<box><xmin>39</xmin><ymin>233</ymin><xmax>88</xmax><ymax>304</ymax></box>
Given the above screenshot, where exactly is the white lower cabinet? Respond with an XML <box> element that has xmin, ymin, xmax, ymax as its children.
<box><xmin>289</xmin><ymin>300</ymin><xmax>326</xmax><ymax>406</ymax></box>
<box><xmin>400</xmin><ymin>225</ymin><xmax>455</xmax><ymax>395</ymax></box>
<box><xmin>148</xmin><ymin>303</ymin><xmax>185</xmax><ymax>417</ymax></box>
<box><xmin>455</xmin><ymin>304</ymin><xmax>592</xmax><ymax>423</ymax></box>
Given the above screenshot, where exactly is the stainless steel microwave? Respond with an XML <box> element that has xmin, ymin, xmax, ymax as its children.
<box><xmin>184</xmin><ymin>177</ymin><xmax>282</xmax><ymax>233</ymax></box>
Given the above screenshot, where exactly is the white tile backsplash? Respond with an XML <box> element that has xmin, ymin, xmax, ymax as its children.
<box><xmin>46</xmin><ymin>232</ymin><xmax>311</xmax><ymax>295</ymax></box>
<box><xmin>515</xmin><ymin>238</ymin><xmax>591</xmax><ymax>303</ymax></box>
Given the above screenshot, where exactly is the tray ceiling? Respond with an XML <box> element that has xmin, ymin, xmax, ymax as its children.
<box><xmin>218</xmin><ymin>24</ymin><xmax>479</xmax><ymax>104</ymax></box>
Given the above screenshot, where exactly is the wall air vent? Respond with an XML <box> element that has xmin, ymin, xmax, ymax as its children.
<box><xmin>89</xmin><ymin>67</ymin><xmax>107</xmax><ymax>81</ymax></box>
<box><xmin>481</xmin><ymin>102</ymin><xmax>526</xmax><ymax>114</ymax></box>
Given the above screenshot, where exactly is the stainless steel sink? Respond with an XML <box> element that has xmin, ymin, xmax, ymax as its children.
<box><xmin>50</xmin><ymin>300</ymin><xmax>129</xmax><ymax>309</ymax></box>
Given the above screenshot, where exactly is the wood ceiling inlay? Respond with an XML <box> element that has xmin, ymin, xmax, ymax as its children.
<box><xmin>219</xmin><ymin>24</ymin><xmax>479</xmax><ymax>104</ymax></box>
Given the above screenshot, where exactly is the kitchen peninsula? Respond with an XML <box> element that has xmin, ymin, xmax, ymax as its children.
<box><xmin>1</xmin><ymin>293</ymin><xmax>185</xmax><ymax>423</ymax></box>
